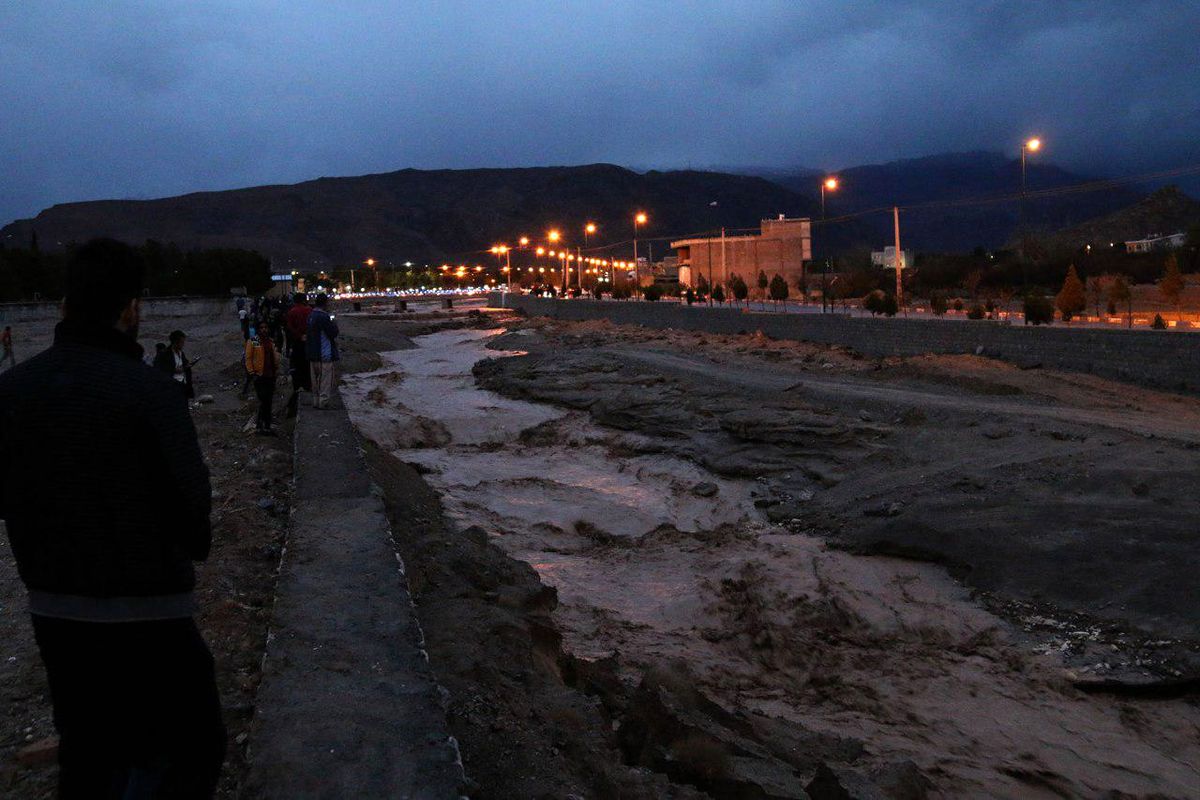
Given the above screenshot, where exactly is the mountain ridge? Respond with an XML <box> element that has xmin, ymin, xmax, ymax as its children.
<box><xmin>0</xmin><ymin>153</ymin><xmax>1174</xmax><ymax>263</ymax></box>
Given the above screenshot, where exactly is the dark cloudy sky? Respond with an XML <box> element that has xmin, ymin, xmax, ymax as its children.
<box><xmin>2</xmin><ymin>1</ymin><xmax>1198</xmax><ymax>225</ymax></box>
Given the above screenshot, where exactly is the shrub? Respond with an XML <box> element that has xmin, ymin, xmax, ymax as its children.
<box><xmin>712</xmin><ymin>283</ymin><xmax>725</xmax><ymax>304</ymax></box>
<box><xmin>643</xmin><ymin>283</ymin><xmax>663</xmax><ymax>302</ymax></box>
<box><xmin>953</xmin><ymin>298</ymin><xmax>964</xmax><ymax>312</ymax></box>
<box><xmin>880</xmin><ymin>293</ymin><xmax>898</xmax><ymax>317</ymax></box>
<box><xmin>863</xmin><ymin>290</ymin><xmax>885</xmax><ymax>315</ymax></box>
<box><xmin>967</xmin><ymin>304</ymin><xmax>986</xmax><ymax>320</ymax></box>
<box><xmin>730</xmin><ymin>274</ymin><xmax>749</xmax><ymax>304</ymax></box>
<box><xmin>985</xmin><ymin>298</ymin><xmax>996</xmax><ymax>313</ymax></box>
<box><xmin>930</xmin><ymin>292</ymin><xmax>948</xmax><ymax>315</ymax></box>
<box><xmin>1055</xmin><ymin>264</ymin><xmax>1086</xmax><ymax>322</ymax></box>
<box><xmin>768</xmin><ymin>273</ymin><xmax>789</xmax><ymax>305</ymax></box>
<box><xmin>1106</xmin><ymin>299</ymin><xmax>1116</xmax><ymax>316</ymax></box>
<box><xmin>1023</xmin><ymin>293</ymin><xmax>1055</xmax><ymax>325</ymax></box>
<box><xmin>1152</xmin><ymin>313</ymin><xmax>1167</xmax><ymax>329</ymax></box>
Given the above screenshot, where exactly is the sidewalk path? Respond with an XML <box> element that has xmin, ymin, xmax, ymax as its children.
<box><xmin>245</xmin><ymin>390</ymin><xmax>463</xmax><ymax>799</ymax></box>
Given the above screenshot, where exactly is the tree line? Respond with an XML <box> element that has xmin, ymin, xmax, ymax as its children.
<box><xmin>0</xmin><ymin>237</ymin><xmax>273</xmax><ymax>301</ymax></box>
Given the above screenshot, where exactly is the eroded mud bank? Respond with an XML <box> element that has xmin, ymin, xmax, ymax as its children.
<box><xmin>343</xmin><ymin>323</ymin><xmax>1200</xmax><ymax>799</ymax></box>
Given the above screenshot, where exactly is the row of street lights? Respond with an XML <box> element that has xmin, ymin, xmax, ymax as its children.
<box><xmin>491</xmin><ymin>211</ymin><xmax>650</xmax><ymax>294</ymax></box>
<box><xmin>365</xmin><ymin>137</ymin><xmax>1044</xmax><ymax>299</ymax></box>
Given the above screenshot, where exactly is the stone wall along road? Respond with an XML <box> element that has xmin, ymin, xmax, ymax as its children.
<box><xmin>489</xmin><ymin>293</ymin><xmax>1200</xmax><ymax>394</ymax></box>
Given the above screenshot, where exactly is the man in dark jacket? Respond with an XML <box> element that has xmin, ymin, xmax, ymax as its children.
<box><xmin>153</xmin><ymin>329</ymin><xmax>195</xmax><ymax>401</ymax></box>
<box><xmin>0</xmin><ymin>239</ymin><xmax>223</xmax><ymax>798</ymax></box>
<box><xmin>284</xmin><ymin>292</ymin><xmax>313</xmax><ymax>417</ymax></box>
<box><xmin>305</xmin><ymin>293</ymin><xmax>339</xmax><ymax>409</ymax></box>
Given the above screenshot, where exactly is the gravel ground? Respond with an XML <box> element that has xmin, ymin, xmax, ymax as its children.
<box><xmin>0</xmin><ymin>311</ymin><xmax>291</xmax><ymax>798</ymax></box>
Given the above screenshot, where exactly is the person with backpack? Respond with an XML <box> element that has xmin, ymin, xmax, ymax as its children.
<box><xmin>244</xmin><ymin>328</ymin><xmax>279</xmax><ymax>435</ymax></box>
<box><xmin>305</xmin><ymin>293</ymin><xmax>339</xmax><ymax>410</ymax></box>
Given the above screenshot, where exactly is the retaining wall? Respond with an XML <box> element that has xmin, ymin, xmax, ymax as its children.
<box><xmin>0</xmin><ymin>296</ymin><xmax>233</xmax><ymax>323</ymax></box>
<box><xmin>489</xmin><ymin>293</ymin><xmax>1200</xmax><ymax>393</ymax></box>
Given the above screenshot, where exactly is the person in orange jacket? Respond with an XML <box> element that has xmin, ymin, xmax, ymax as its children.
<box><xmin>244</xmin><ymin>328</ymin><xmax>279</xmax><ymax>435</ymax></box>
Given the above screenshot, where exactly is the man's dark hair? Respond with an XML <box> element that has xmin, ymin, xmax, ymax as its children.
<box><xmin>314</xmin><ymin>293</ymin><xmax>328</xmax><ymax>308</ymax></box>
<box><xmin>64</xmin><ymin>239</ymin><xmax>145</xmax><ymax>325</ymax></box>
<box><xmin>293</xmin><ymin>292</ymin><xmax>307</xmax><ymax>304</ymax></box>
<box><xmin>169</xmin><ymin>330</ymin><xmax>186</xmax><ymax>344</ymax></box>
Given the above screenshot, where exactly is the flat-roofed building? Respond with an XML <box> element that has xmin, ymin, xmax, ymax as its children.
<box><xmin>673</xmin><ymin>216</ymin><xmax>812</xmax><ymax>289</ymax></box>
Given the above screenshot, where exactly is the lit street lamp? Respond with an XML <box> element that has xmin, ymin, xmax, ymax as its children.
<box><xmin>490</xmin><ymin>245</ymin><xmax>511</xmax><ymax>289</ymax></box>
<box><xmin>820</xmin><ymin>177</ymin><xmax>838</xmax><ymax>219</ymax></box>
<box><xmin>1019</xmin><ymin>136</ymin><xmax>1043</xmax><ymax>284</ymax></box>
<box><xmin>633</xmin><ymin>212</ymin><xmax>647</xmax><ymax>298</ymax></box>
<box><xmin>580</xmin><ymin>222</ymin><xmax>596</xmax><ymax>291</ymax></box>
<box><xmin>1021</xmin><ymin>137</ymin><xmax>1041</xmax><ymax>196</ymax></box>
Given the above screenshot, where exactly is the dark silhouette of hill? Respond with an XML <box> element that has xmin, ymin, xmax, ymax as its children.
<box><xmin>0</xmin><ymin>154</ymin><xmax>1165</xmax><ymax>264</ymax></box>
<box><xmin>0</xmin><ymin>165</ymin><xmax>817</xmax><ymax>269</ymax></box>
<box><xmin>1038</xmin><ymin>185</ymin><xmax>1200</xmax><ymax>252</ymax></box>
<box><xmin>769</xmin><ymin>151</ymin><xmax>1142</xmax><ymax>253</ymax></box>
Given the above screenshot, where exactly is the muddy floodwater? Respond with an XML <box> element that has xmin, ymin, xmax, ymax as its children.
<box><xmin>343</xmin><ymin>324</ymin><xmax>1200</xmax><ymax>798</ymax></box>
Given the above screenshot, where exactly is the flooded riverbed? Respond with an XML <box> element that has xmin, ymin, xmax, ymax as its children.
<box><xmin>342</xmin><ymin>325</ymin><xmax>1200</xmax><ymax>798</ymax></box>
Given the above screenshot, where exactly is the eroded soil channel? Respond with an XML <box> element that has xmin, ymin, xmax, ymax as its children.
<box><xmin>343</xmin><ymin>311</ymin><xmax>1200</xmax><ymax>799</ymax></box>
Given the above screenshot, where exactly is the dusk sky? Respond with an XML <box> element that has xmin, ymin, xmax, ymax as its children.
<box><xmin>2</xmin><ymin>1</ymin><xmax>1198</xmax><ymax>225</ymax></box>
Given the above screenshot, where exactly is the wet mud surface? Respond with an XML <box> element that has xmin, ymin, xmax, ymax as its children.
<box><xmin>342</xmin><ymin>310</ymin><xmax>1200</xmax><ymax>799</ymax></box>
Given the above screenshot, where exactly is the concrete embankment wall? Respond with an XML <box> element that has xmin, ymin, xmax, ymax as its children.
<box><xmin>489</xmin><ymin>293</ymin><xmax>1200</xmax><ymax>393</ymax></box>
<box><xmin>0</xmin><ymin>296</ymin><xmax>233</xmax><ymax>323</ymax></box>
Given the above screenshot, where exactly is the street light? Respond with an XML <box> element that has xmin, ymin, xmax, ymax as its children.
<box><xmin>1019</xmin><ymin>136</ymin><xmax>1043</xmax><ymax>280</ymax></box>
<box><xmin>491</xmin><ymin>245</ymin><xmax>512</xmax><ymax>289</ymax></box>
<box><xmin>1021</xmin><ymin>137</ymin><xmax>1041</xmax><ymax>195</ymax></box>
<box><xmin>580</xmin><ymin>222</ymin><xmax>597</xmax><ymax>291</ymax></box>
<box><xmin>633</xmin><ymin>212</ymin><xmax>647</xmax><ymax>298</ymax></box>
<box><xmin>820</xmin><ymin>177</ymin><xmax>838</xmax><ymax>219</ymax></box>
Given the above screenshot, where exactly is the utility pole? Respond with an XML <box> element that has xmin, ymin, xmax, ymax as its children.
<box><xmin>707</xmin><ymin>238</ymin><xmax>713</xmax><ymax>306</ymax></box>
<box><xmin>893</xmin><ymin>206</ymin><xmax>903</xmax><ymax>310</ymax></box>
<box><xmin>720</xmin><ymin>227</ymin><xmax>726</xmax><ymax>289</ymax></box>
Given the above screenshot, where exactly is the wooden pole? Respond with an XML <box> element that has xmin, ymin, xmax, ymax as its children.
<box><xmin>893</xmin><ymin>206</ymin><xmax>903</xmax><ymax>309</ymax></box>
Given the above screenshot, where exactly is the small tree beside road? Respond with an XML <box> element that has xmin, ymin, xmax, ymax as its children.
<box><xmin>768</xmin><ymin>273</ymin><xmax>788</xmax><ymax>310</ymax></box>
<box><xmin>730</xmin><ymin>274</ymin><xmax>749</xmax><ymax>308</ymax></box>
<box><xmin>756</xmin><ymin>270</ymin><xmax>769</xmax><ymax>309</ymax></box>
<box><xmin>1159</xmin><ymin>253</ymin><xmax>1185</xmax><ymax>321</ymax></box>
<box><xmin>1108</xmin><ymin>276</ymin><xmax>1132</xmax><ymax>328</ymax></box>
<box><xmin>712</xmin><ymin>283</ymin><xmax>726</xmax><ymax>305</ymax></box>
<box><xmin>1055</xmin><ymin>265</ymin><xmax>1086</xmax><ymax>323</ymax></box>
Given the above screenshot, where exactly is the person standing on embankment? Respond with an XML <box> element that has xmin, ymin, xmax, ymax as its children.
<box><xmin>285</xmin><ymin>292</ymin><xmax>313</xmax><ymax>417</ymax></box>
<box><xmin>305</xmin><ymin>293</ymin><xmax>339</xmax><ymax>410</ymax></box>
<box><xmin>1</xmin><ymin>326</ymin><xmax>16</xmax><ymax>369</ymax></box>
<box><xmin>0</xmin><ymin>238</ymin><xmax>224</xmax><ymax>798</ymax></box>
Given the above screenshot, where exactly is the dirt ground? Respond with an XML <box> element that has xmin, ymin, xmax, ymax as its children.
<box><xmin>0</xmin><ymin>311</ymin><xmax>290</xmax><ymax>798</ymax></box>
<box><xmin>340</xmin><ymin>307</ymin><xmax>1200</xmax><ymax>799</ymax></box>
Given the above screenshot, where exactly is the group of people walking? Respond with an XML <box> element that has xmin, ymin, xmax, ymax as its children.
<box><xmin>240</xmin><ymin>290</ymin><xmax>339</xmax><ymax>434</ymax></box>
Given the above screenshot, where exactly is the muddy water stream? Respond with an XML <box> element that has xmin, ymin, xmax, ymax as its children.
<box><xmin>343</xmin><ymin>327</ymin><xmax>1200</xmax><ymax>798</ymax></box>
